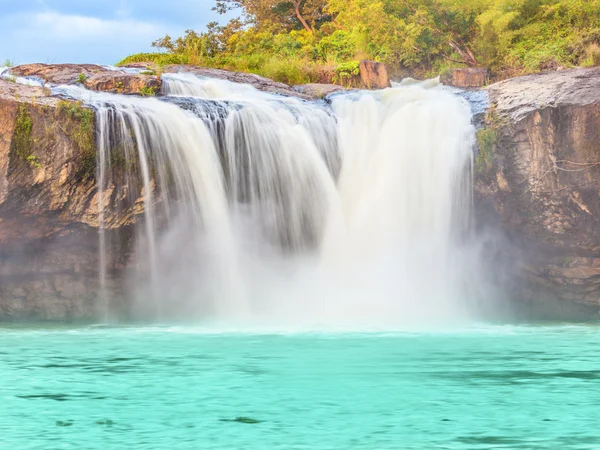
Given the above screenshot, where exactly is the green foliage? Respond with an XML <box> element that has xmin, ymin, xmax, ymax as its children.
<box><xmin>26</xmin><ymin>155</ymin><xmax>41</xmax><ymax>169</ymax></box>
<box><xmin>120</xmin><ymin>0</ymin><xmax>600</xmax><ymax>84</ymax></box>
<box><xmin>13</xmin><ymin>103</ymin><xmax>33</xmax><ymax>161</ymax></box>
<box><xmin>117</xmin><ymin>52</ymin><xmax>188</xmax><ymax>67</ymax></box>
<box><xmin>333</xmin><ymin>60</ymin><xmax>360</xmax><ymax>86</ymax></box>
<box><xmin>57</xmin><ymin>101</ymin><xmax>96</xmax><ymax>178</ymax></box>
<box><xmin>475</xmin><ymin>107</ymin><xmax>506</xmax><ymax>173</ymax></box>
<box><xmin>139</xmin><ymin>86</ymin><xmax>158</xmax><ymax>96</ymax></box>
<box><xmin>77</xmin><ymin>73</ymin><xmax>87</xmax><ymax>84</ymax></box>
<box><xmin>3</xmin><ymin>59</ymin><xmax>13</xmax><ymax>67</ymax></box>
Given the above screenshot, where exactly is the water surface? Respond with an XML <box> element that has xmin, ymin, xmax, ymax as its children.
<box><xmin>1</xmin><ymin>324</ymin><xmax>599</xmax><ymax>449</ymax></box>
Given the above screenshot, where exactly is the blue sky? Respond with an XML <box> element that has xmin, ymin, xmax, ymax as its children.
<box><xmin>0</xmin><ymin>0</ymin><xmax>227</xmax><ymax>65</ymax></box>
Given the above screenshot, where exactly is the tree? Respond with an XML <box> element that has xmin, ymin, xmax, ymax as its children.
<box><xmin>214</xmin><ymin>0</ymin><xmax>329</xmax><ymax>34</ymax></box>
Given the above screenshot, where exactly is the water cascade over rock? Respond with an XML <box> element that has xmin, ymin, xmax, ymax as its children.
<box><xmin>31</xmin><ymin>72</ymin><xmax>482</xmax><ymax>326</ymax></box>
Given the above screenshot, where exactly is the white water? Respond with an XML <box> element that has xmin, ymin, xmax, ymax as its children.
<box><xmin>56</xmin><ymin>74</ymin><xmax>481</xmax><ymax>327</ymax></box>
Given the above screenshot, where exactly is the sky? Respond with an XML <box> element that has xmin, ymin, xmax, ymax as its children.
<box><xmin>0</xmin><ymin>0</ymin><xmax>226</xmax><ymax>65</ymax></box>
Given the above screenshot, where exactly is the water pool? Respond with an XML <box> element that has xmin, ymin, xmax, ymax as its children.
<box><xmin>1</xmin><ymin>324</ymin><xmax>599</xmax><ymax>449</ymax></box>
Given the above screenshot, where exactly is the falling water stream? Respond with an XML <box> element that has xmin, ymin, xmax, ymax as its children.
<box><xmin>49</xmin><ymin>73</ymin><xmax>481</xmax><ymax>327</ymax></box>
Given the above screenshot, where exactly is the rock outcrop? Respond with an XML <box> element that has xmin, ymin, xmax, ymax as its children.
<box><xmin>84</xmin><ymin>72</ymin><xmax>161</xmax><ymax>95</ymax></box>
<box><xmin>11</xmin><ymin>63</ymin><xmax>108</xmax><ymax>85</ymax></box>
<box><xmin>10</xmin><ymin>63</ymin><xmax>162</xmax><ymax>96</ymax></box>
<box><xmin>475</xmin><ymin>68</ymin><xmax>600</xmax><ymax>317</ymax></box>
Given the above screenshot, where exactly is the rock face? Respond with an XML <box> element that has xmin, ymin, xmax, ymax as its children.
<box><xmin>444</xmin><ymin>68</ymin><xmax>489</xmax><ymax>88</ymax></box>
<box><xmin>358</xmin><ymin>60</ymin><xmax>391</xmax><ymax>89</ymax></box>
<box><xmin>84</xmin><ymin>72</ymin><xmax>161</xmax><ymax>95</ymax></box>
<box><xmin>0</xmin><ymin>80</ymin><xmax>138</xmax><ymax>320</ymax></box>
<box><xmin>475</xmin><ymin>68</ymin><xmax>600</xmax><ymax>316</ymax></box>
<box><xmin>11</xmin><ymin>64</ymin><xmax>109</xmax><ymax>85</ymax></box>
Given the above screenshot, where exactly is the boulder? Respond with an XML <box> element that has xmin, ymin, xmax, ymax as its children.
<box><xmin>84</xmin><ymin>72</ymin><xmax>161</xmax><ymax>96</ymax></box>
<box><xmin>474</xmin><ymin>68</ymin><xmax>600</xmax><ymax>315</ymax></box>
<box><xmin>358</xmin><ymin>60</ymin><xmax>391</xmax><ymax>90</ymax></box>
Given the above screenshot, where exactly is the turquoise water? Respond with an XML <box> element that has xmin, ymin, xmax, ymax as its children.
<box><xmin>1</xmin><ymin>325</ymin><xmax>599</xmax><ymax>449</ymax></box>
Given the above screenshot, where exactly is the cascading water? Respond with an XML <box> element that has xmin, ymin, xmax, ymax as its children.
<box><xmin>56</xmin><ymin>72</ymin><xmax>483</xmax><ymax>328</ymax></box>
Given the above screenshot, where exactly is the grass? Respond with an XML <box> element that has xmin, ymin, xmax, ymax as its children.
<box><xmin>117</xmin><ymin>52</ymin><xmax>187</xmax><ymax>67</ymax></box>
<box><xmin>117</xmin><ymin>52</ymin><xmax>337</xmax><ymax>85</ymax></box>
<box><xmin>581</xmin><ymin>43</ymin><xmax>600</xmax><ymax>68</ymax></box>
<box><xmin>77</xmin><ymin>73</ymin><xmax>87</xmax><ymax>84</ymax></box>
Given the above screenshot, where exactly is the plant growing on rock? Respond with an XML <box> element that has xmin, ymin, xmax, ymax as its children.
<box><xmin>139</xmin><ymin>86</ymin><xmax>158</xmax><ymax>96</ymax></box>
<box><xmin>13</xmin><ymin>103</ymin><xmax>33</xmax><ymax>161</ymax></box>
<box><xmin>56</xmin><ymin>101</ymin><xmax>96</xmax><ymax>178</ymax></box>
<box><xmin>77</xmin><ymin>73</ymin><xmax>87</xmax><ymax>84</ymax></box>
<box><xmin>475</xmin><ymin>106</ymin><xmax>506</xmax><ymax>174</ymax></box>
<box><xmin>26</xmin><ymin>155</ymin><xmax>41</xmax><ymax>169</ymax></box>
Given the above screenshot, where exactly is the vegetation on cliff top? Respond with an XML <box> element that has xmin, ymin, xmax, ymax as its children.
<box><xmin>119</xmin><ymin>0</ymin><xmax>600</xmax><ymax>84</ymax></box>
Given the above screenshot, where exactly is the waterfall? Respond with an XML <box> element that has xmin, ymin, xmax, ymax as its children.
<box><xmin>58</xmin><ymin>74</ymin><xmax>479</xmax><ymax>327</ymax></box>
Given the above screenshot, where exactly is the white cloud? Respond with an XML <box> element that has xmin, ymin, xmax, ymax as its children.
<box><xmin>21</xmin><ymin>11</ymin><xmax>162</xmax><ymax>39</ymax></box>
<box><xmin>0</xmin><ymin>10</ymin><xmax>168</xmax><ymax>64</ymax></box>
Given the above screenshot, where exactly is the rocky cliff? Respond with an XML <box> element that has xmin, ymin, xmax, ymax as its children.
<box><xmin>475</xmin><ymin>68</ymin><xmax>600</xmax><ymax>318</ymax></box>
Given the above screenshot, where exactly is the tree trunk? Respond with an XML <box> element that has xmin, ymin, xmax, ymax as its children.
<box><xmin>292</xmin><ymin>0</ymin><xmax>313</xmax><ymax>33</ymax></box>
<box><xmin>448</xmin><ymin>40</ymin><xmax>479</xmax><ymax>67</ymax></box>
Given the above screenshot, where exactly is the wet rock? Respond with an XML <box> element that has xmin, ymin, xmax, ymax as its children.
<box><xmin>475</xmin><ymin>68</ymin><xmax>600</xmax><ymax>314</ymax></box>
<box><xmin>11</xmin><ymin>63</ymin><xmax>108</xmax><ymax>85</ymax></box>
<box><xmin>293</xmin><ymin>83</ymin><xmax>347</xmax><ymax>98</ymax></box>
<box><xmin>358</xmin><ymin>60</ymin><xmax>391</xmax><ymax>90</ymax></box>
<box><xmin>84</xmin><ymin>72</ymin><xmax>161</xmax><ymax>96</ymax></box>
